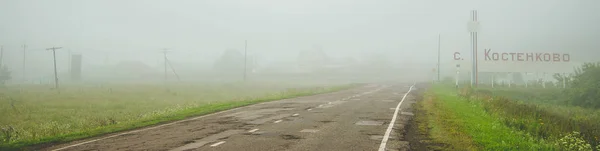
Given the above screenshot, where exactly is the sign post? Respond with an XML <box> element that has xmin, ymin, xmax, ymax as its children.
<box><xmin>562</xmin><ymin>73</ymin><xmax>566</xmax><ymax>88</ymax></box>
<box><xmin>525</xmin><ymin>72</ymin><xmax>528</xmax><ymax>88</ymax></box>
<box><xmin>455</xmin><ymin>64</ymin><xmax>460</xmax><ymax>88</ymax></box>
<box><xmin>491</xmin><ymin>72</ymin><xmax>494</xmax><ymax>88</ymax></box>
<box><xmin>508</xmin><ymin>72</ymin><xmax>512</xmax><ymax>88</ymax></box>
<box><xmin>468</xmin><ymin>10</ymin><xmax>480</xmax><ymax>87</ymax></box>
<box><xmin>542</xmin><ymin>72</ymin><xmax>546</xmax><ymax>88</ymax></box>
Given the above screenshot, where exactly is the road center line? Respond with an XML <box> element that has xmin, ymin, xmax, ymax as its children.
<box><xmin>378</xmin><ymin>84</ymin><xmax>414</xmax><ymax>151</ymax></box>
<box><xmin>210</xmin><ymin>141</ymin><xmax>226</xmax><ymax>147</ymax></box>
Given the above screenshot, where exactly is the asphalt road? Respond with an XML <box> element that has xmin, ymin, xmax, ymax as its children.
<box><xmin>44</xmin><ymin>83</ymin><xmax>418</xmax><ymax>151</ymax></box>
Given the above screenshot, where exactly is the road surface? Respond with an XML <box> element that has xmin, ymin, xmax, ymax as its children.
<box><xmin>44</xmin><ymin>83</ymin><xmax>418</xmax><ymax>151</ymax></box>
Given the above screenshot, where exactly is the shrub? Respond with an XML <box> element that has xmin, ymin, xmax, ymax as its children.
<box><xmin>567</xmin><ymin>62</ymin><xmax>600</xmax><ymax>108</ymax></box>
<box><xmin>554</xmin><ymin>131</ymin><xmax>593</xmax><ymax>151</ymax></box>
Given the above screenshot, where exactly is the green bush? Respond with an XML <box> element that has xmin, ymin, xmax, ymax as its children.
<box><xmin>554</xmin><ymin>131</ymin><xmax>593</xmax><ymax>151</ymax></box>
<box><xmin>567</xmin><ymin>62</ymin><xmax>600</xmax><ymax>108</ymax></box>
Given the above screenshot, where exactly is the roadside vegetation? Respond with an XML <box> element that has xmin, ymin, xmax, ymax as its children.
<box><xmin>416</xmin><ymin>62</ymin><xmax>600</xmax><ymax>151</ymax></box>
<box><xmin>0</xmin><ymin>83</ymin><xmax>355</xmax><ymax>149</ymax></box>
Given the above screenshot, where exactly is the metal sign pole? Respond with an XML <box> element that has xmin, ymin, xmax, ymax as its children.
<box><xmin>456</xmin><ymin>64</ymin><xmax>460</xmax><ymax>88</ymax></box>
<box><xmin>525</xmin><ymin>72</ymin><xmax>528</xmax><ymax>88</ymax></box>
<box><xmin>542</xmin><ymin>72</ymin><xmax>546</xmax><ymax>88</ymax></box>
<box><xmin>508</xmin><ymin>72</ymin><xmax>512</xmax><ymax>88</ymax></box>
<box><xmin>491</xmin><ymin>72</ymin><xmax>494</xmax><ymax>88</ymax></box>
<box><xmin>562</xmin><ymin>73</ymin><xmax>566</xmax><ymax>88</ymax></box>
<box><xmin>468</xmin><ymin>10</ymin><xmax>479</xmax><ymax>87</ymax></box>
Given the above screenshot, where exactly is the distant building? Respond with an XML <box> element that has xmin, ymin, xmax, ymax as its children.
<box><xmin>212</xmin><ymin>49</ymin><xmax>255</xmax><ymax>77</ymax></box>
<box><xmin>297</xmin><ymin>46</ymin><xmax>330</xmax><ymax>72</ymax></box>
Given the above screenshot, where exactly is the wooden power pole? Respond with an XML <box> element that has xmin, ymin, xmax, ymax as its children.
<box><xmin>46</xmin><ymin>47</ymin><xmax>62</xmax><ymax>89</ymax></box>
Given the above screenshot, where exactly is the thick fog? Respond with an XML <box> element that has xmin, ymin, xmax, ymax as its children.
<box><xmin>0</xmin><ymin>0</ymin><xmax>599</xmax><ymax>84</ymax></box>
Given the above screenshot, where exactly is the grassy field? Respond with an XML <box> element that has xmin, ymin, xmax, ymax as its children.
<box><xmin>416</xmin><ymin>85</ymin><xmax>554</xmax><ymax>150</ymax></box>
<box><xmin>0</xmin><ymin>82</ymin><xmax>355</xmax><ymax>149</ymax></box>
<box><xmin>475</xmin><ymin>87</ymin><xmax>600</xmax><ymax>150</ymax></box>
<box><xmin>417</xmin><ymin>84</ymin><xmax>600</xmax><ymax>150</ymax></box>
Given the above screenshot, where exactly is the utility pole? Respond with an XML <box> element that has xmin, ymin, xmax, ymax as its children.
<box><xmin>68</xmin><ymin>49</ymin><xmax>72</xmax><ymax>76</ymax></box>
<box><xmin>0</xmin><ymin>45</ymin><xmax>4</xmax><ymax>67</ymax></box>
<box><xmin>22</xmin><ymin>44</ymin><xmax>27</xmax><ymax>82</ymax></box>
<box><xmin>46</xmin><ymin>47</ymin><xmax>62</xmax><ymax>90</ymax></box>
<box><xmin>437</xmin><ymin>34</ymin><xmax>441</xmax><ymax>82</ymax></box>
<box><xmin>244</xmin><ymin>40</ymin><xmax>248</xmax><ymax>82</ymax></box>
<box><xmin>165</xmin><ymin>57</ymin><xmax>180</xmax><ymax>81</ymax></box>
<box><xmin>160</xmin><ymin>49</ymin><xmax>170</xmax><ymax>87</ymax></box>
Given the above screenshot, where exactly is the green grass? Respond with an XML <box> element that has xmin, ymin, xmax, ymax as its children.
<box><xmin>416</xmin><ymin>85</ymin><xmax>555</xmax><ymax>150</ymax></box>
<box><xmin>472</xmin><ymin>87</ymin><xmax>600</xmax><ymax>150</ymax></box>
<box><xmin>0</xmin><ymin>83</ymin><xmax>356</xmax><ymax>150</ymax></box>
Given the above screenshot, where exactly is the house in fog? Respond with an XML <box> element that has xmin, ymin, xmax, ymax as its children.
<box><xmin>212</xmin><ymin>49</ymin><xmax>256</xmax><ymax>78</ymax></box>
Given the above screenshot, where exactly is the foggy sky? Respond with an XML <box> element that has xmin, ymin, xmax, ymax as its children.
<box><xmin>1</xmin><ymin>0</ymin><xmax>599</xmax><ymax>78</ymax></box>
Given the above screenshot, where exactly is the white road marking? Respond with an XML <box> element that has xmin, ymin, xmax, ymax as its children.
<box><xmin>378</xmin><ymin>84</ymin><xmax>414</xmax><ymax>151</ymax></box>
<box><xmin>210</xmin><ymin>141</ymin><xmax>226</xmax><ymax>147</ymax></box>
<box><xmin>292</xmin><ymin>113</ymin><xmax>299</xmax><ymax>117</ymax></box>
<box><xmin>274</xmin><ymin>120</ymin><xmax>283</xmax><ymax>123</ymax></box>
<box><xmin>248</xmin><ymin>129</ymin><xmax>259</xmax><ymax>133</ymax></box>
<box><xmin>51</xmin><ymin>105</ymin><xmax>249</xmax><ymax>151</ymax></box>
